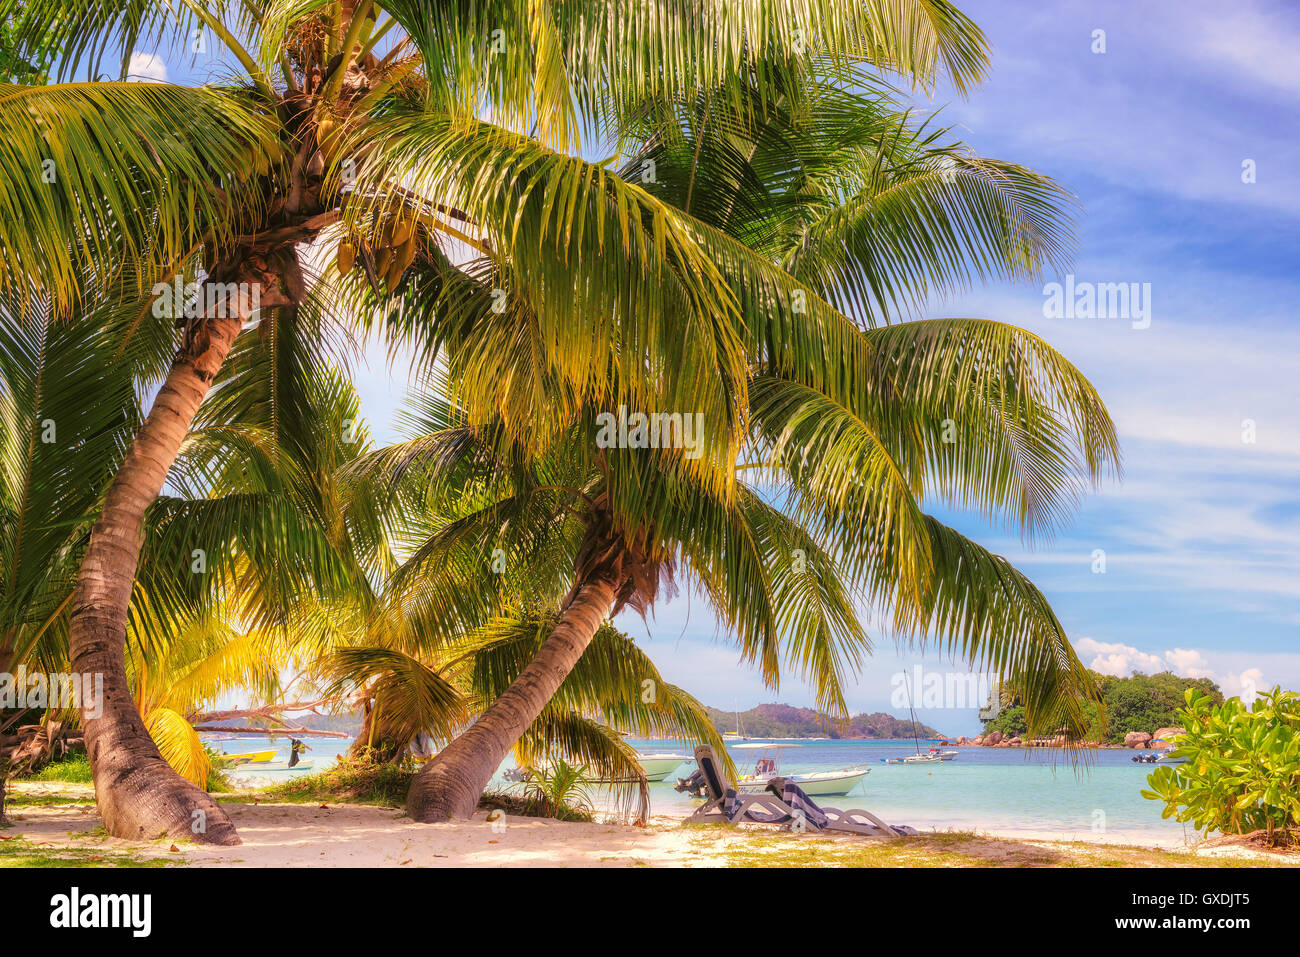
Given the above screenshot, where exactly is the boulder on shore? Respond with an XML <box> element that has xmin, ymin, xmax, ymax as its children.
<box><xmin>1152</xmin><ymin>727</ymin><xmax>1185</xmax><ymax>748</ymax></box>
<box><xmin>1124</xmin><ymin>731</ymin><xmax>1152</xmax><ymax>749</ymax></box>
<box><xmin>983</xmin><ymin>731</ymin><xmax>1003</xmax><ymax>746</ymax></box>
<box><xmin>971</xmin><ymin>735</ymin><xmax>984</xmax><ymax>746</ymax></box>
<box><xmin>1006</xmin><ymin>736</ymin><xmax>1023</xmax><ymax>746</ymax></box>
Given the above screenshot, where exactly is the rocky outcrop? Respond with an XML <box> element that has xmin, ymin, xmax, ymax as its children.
<box><xmin>1124</xmin><ymin>731</ymin><xmax>1152</xmax><ymax>749</ymax></box>
<box><xmin>1152</xmin><ymin>727</ymin><xmax>1185</xmax><ymax>748</ymax></box>
<box><xmin>983</xmin><ymin>731</ymin><xmax>1003</xmax><ymax>746</ymax></box>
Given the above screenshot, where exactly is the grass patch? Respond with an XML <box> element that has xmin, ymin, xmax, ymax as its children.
<box><xmin>216</xmin><ymin>755</ymin><xmax>593</xmax><ymax>821</ymax></box>
<box><xmin>3</xmin><ymin>793</ymin><xmax>94</xmax><ymax>809</ymax></box>
<box><xmin>703</xmin><ymin>827</ymin><xmax>1297</xmax><ymax>868</ymax></box>
<box><xmin>0</xmin><ymin>835</ymin><xmax>179</xmax><ymax>868</ymax></box>
<box><xmin>17</xmin><ymin>753</ymin><xmax>93</xmax><ymax>783</ymax></box>
<box><xmin>220</xmin><ymin>755</ymin><xmax>416</xmax><ymax>808</ymax></box>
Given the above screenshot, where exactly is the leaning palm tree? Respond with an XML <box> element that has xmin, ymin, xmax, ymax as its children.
<box><xmin>352</xmin><ymin>319</ymin><xmax>1112</xmax><ymax>823</ymax></box>
<box><xmin>323</xmin><ymin>610</ymin><xmax>729</xmax><ymax>819</ymax></box>
<box><xmin>0</xmin><ymin>0</ymin><xmax>993</xmax><ymax>842</ymax></box>
<box><xmin>0</xmin><ymin>271</ymin><xmax>176</xmax><ymax>825</ymax></box>
<box><xmin>373</xmin><ymin>54</ymin><xmax>1121</xmax><ymax>819</ymax></box>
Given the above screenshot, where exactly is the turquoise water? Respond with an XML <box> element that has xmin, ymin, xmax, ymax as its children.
<box><xmin>205</xmin><ymin>735</ymin><xmax>1194</xmax><ymax>846</ymax></box>
<box><xmin>619</xmin><ymin>738</ymin><xmax>1196</xmax><ymax>845</ymax></box>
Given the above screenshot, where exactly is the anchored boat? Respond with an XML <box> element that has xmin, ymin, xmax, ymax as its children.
<box><xmin>215</xmin><ymin>748</ymin><xmax>277</xmax><ymax>767</ymax></box>
<box><xmin>635</xmin><ymin>753</ymin><xmax>693</xmax><ymax>781</ymax></box>
<box><xmin>731</xmin><ymin>743</ymin><xmax>871</xmax><ymax>796</ymax></box>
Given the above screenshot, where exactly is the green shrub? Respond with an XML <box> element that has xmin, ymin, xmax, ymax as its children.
<box><xmin>259</xmin><ymin>753</ymin><xmax>416</xmax><ymax>807</ymax></box>
<box><xmin>21</xmin><ymin>752</ymin><xmax>92</xmax><ymax>783</ymax></box>
<box><xmin>983</xmin><ymin>705</ymin><xmax>1027</xmax><ymax>738</ymax></box>
<box><xmin>509</xmin><ymin>758</ymin><xmax>595</xmax><ymax>822</ymax></box>
<box><xmin>1142</xmin><ymin>687</ymin><xmax>1300</xmax><ymax>845</ymax></box>
<box><xmin>201</xmin><ymin>745</ymin><xmax>234</xmax><ymax>793</ymax></box>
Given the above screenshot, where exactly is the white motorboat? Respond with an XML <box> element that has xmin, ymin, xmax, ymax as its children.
<box><xmin>731</xmin><ymin>743</ymin><xmax>871</xmax><ymax>796</ymax></box>
<box><xmin>928</xmin><ymin>749</ymin><xmax>959</xmax><ymax>761</ymax></box>
<box><xmin>785</xmin><ymin>766</ymin><xmax>871</xmax><ymax>795</ymax></box>
<box><xmin>635</xmin><ymin>753</ymin><xmax>692</xmax><ymax>781</ymax></box>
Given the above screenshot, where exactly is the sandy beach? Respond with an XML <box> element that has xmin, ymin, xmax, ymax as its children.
<box><xmin>4</xmin><ymin>782</ymin><xmax>1294</xmax><ymax>868</ymax></box>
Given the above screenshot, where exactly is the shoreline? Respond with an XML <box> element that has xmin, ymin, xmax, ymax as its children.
<box><xmin>4</xmin><ymin>782</ymin><xmax>1295</xmax><ymax>868</ymax></box>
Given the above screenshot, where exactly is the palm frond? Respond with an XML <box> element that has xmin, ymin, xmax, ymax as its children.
<box><xmin>142</xmin><ymin>706</ymin><xmax>212</xmax><ymax>787</ymax></box>
<box><xmin>0</xmin><ymin>81</ymin><xmax>278</xmax><ymax>310</ymax></box>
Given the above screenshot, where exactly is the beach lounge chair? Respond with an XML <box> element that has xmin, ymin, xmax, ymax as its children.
<box><xmin>685</xmin><ymin>746</ymin><xmax>916</xmax><ymax>839</ymax></box>
<box><xmin>765</xmin><ymin>776</ymin><xmax>917</xmax><ymax>839</ymax></box>
<box><xmin>686</xmin><ymin>746</ymin><xmax>809</xmax><ymax>827</ymax></box>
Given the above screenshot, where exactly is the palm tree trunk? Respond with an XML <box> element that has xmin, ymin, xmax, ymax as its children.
<box><xmin>69</xmin><ymin>304</ymin><xmax>253</xmax><ymax>845</ymax></box>
<box><xmin>0</xmin><ymin>759</ymin><xmax>10</xmax><ymax>828</ymax></box>
<box><xmin>406</xmin><ymin>570</ymin><xmax>621</xmax><ymax>822</ymax></box>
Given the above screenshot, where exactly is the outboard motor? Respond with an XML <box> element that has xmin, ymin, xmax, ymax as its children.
<box><xmin>674</xmin><ymin>768</ymin><xmax>706</xmax><ymax>797</ymax></box>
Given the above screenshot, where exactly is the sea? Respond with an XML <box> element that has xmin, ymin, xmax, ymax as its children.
<box><xmin>203</xmin><ymin>734</ymin><xmax>1197</xmax><ymax>847</ymax></box>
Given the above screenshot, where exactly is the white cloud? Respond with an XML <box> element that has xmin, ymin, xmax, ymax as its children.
<box><xmin>1221</xmin><ymin>667</ymin><xmax>1266</xmax><ymax>701</ymax></box>
<box><xmin>1073</xmin><ymin>639</ymin><xmax>1297</xmax><ymax>701</ymax></box>
<box><xmin>1162</xmin><ymin>647</ymin><xmax>1215</xmax><ymax>679</ymax></box>
<box><xmin>1196</xmin><ymin>4</ymin><xmax>1300</xmax><ymax>97</ymax></box>
<box><xmin>1076</xmin><ymin>638</ymin><xmax>1163</xmax><ymax>676</ymax></box>
<box><xmin>127</xmin><ymin>51</ymin><xmax>168</xmax><ymax>83</ymax></box>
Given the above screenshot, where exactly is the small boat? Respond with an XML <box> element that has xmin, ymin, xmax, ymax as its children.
<box><xmin>928</xmin><ymin>748</ymin><xmax>959</xmax><ymax>761</ymax></box>
<box><xmin>237</xmin><ymin>758</ymin><xmax>315</xmax><ymax>772</ymax></box>
<box><xmin>880</xmin><ymin>757</ymin><xmax>905</xmax><ymax>765</ymax></box>
<box><xmin>895</xmin><ymin>673</ymin><xmax>942</xmax><ymax>765</ymax></box>
<box><xmin>1131</xmin><ymin>752</ymin><xmax>1159</xmax><ymax>764</ymax></box>
<box><xmin>215</xmin><ymin>748</ymin><xmax>278</xmax><ymax>766</ymax></box>
<box><xmin>785</xmin><ymin>766</ymin><xmax>871</xmax><ymax>796</ymax></box>
<box><xmin>731</xmin><ymin>743</ymin><xmax>870</xmax><ymax>796</ymax></box>
<box><xmin>635</xmin><ymin>753</ymin><xmax>693</xmax><ymax>782</ymax></box>
<box><xmin>732</xmin><ymin>742</ymin><xmax>797</xmax><ymax>794</ymax></box>
<box><xmin>721</xmin><ymin>701</ymin><xmax>749</xmax><ymax>741</ymax></box>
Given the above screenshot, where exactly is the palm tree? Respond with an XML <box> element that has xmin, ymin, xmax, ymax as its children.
<box><xmin>0</xmin><ymin>272</ymin><xmax>183</xmax><ymax>826</ymax></box>
<box><xmin>325</xmin><ymin>611</ymin><xmax>729</xmax><ymax>817</ymax></box>
<box><xmin>375</xmin><ymin>53</ymin><xmax>1121</xmax><ymax>819</ymax></box>
<box><xmin>0</xmin><ymin>0</ymin><xmax>998</xmax><ymax>840</ymax></box>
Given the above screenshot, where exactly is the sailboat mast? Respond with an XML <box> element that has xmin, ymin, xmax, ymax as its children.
<box><xmin>904</xmin><ymin>671</ymin><xmax>921</xmax><ymax>755</ymax></box>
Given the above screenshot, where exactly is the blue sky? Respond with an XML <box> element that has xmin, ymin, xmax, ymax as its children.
<box><xmin>614</xmin><ymin>0</ymin><xmax>1300</xmax><ymax>732</ymax></box>
<box><xmin>136</xmin><ymin>1</ymin><xmax>1300</xmax><ymax>733</ymax></box>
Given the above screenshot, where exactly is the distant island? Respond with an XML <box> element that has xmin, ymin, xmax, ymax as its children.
<box><xmin>706</xmin><ymin>703</ymin><xmax>943</xmax><ymax>739</ymax></box>
<box><xmin>202</xmin><ymin>704</ymin><xmax>942</xmax><ymax>742</ymax></box>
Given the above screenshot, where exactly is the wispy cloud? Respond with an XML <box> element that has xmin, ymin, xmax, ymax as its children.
<box><xmin>127</xmin><ymin>51</ymin><xmax>168</xmax><ymax>83</ymax></box>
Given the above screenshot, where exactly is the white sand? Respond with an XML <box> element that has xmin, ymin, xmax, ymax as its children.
<box><xmin>4</xmin><ymin>782</ymin><xmax>1290</xmax><ymax>866</ymax></box>
<box><xmin>5</xmin><ymin>784</ymin><xmax>741</xmax><ymax>867</ymax></box>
